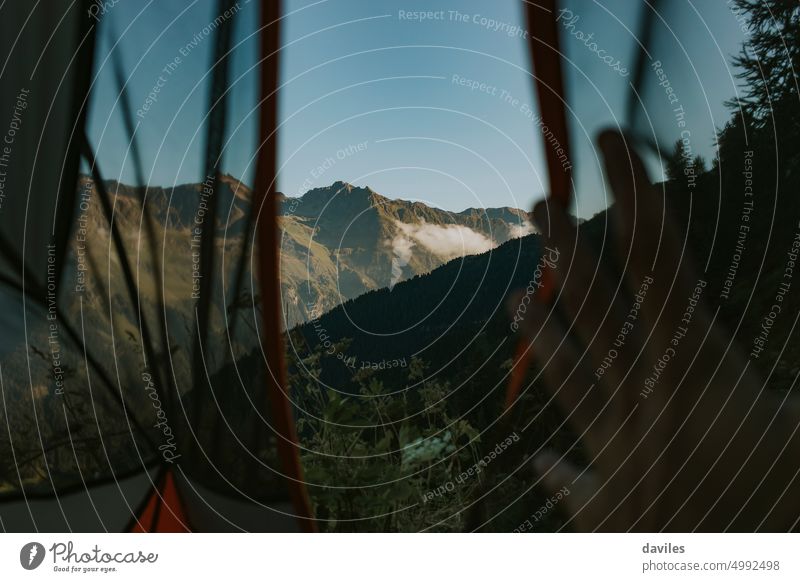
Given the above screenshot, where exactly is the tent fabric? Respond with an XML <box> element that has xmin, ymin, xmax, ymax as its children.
<box><xmin>0</xmin><ymin>1</ymin><xmax>157</xmax><ymax>507</ymax></box>
<box><xmin>128</xmin><ymin>469</ymin><xmax>303</xmax><ymax>533</ymax></box>
<box><xmin>505</xmin><ymin>0</ymin><xmax>571</xmax><ymax>410</ymax></box>
<box><xmin>170</xmin><ymin>471</ymin><xmax>300</xmax><ymax>533</ymax></box>
<box><xmin>0</xmin><ymin>0</ymin><xmax>95</xmax><ymax>291</ymax></box>
<box><xmin>0</xmin><ymin>469</ymin><xmax>157</xmax><ymax>533</ymax></box>
<box><xmin>0</xmin><ymin>0</ymin><xmax>312</xmax><ymax>532</ymax></box>
<box><xmin>253</xmin><ymin>0</ymin><xmax>316</xmax><ymax>533</ymax></box>
<box><xmin>129</xmin><ymin>470</ymin><xmax>191</xmax><ymax>533</ymax></box>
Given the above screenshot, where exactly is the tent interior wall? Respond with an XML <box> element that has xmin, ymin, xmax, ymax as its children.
<box><xmin>0</xmin><ymin>0</ymin><xmax>308</xmax><ymax>533</ymax></box>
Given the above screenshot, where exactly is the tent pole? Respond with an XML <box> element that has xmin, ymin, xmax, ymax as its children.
<box><xmin>505</xmin><ymin>0</ymin><xmax>573</xmax><ymax>410</ymax></box>
<box><xmin>254</xmin><ymin>0</ymin><xmax>317</xmax><ymax>533</ymax></box>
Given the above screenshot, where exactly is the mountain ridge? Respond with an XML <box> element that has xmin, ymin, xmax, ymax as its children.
<box><xmin>76</xmin><ymin>175</ymin><xmax>535</xmax><ymax>327</ymax></box>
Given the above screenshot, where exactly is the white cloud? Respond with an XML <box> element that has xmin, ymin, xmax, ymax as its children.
<box><xmin>507</xmin><ymin>220</ymin><xmax>536</xmax><ymax>239</ymax></box>
<box><xmin>389</xmin><ymin>233</ymin><xmax>415</xmax><ymax>290</ymax></box>
<box><xmin>387</xmin><ymin>219</ymin><xmax>499</xmax><ymax>289</ymax></box>
<box><xmin>394</xmin><ymin>220</ymin><xmax>495</xmax><ymax>260</ymax></box>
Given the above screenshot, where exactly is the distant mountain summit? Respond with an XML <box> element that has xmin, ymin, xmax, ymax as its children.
<box><xmin>278</xmin><ymin>181</ymin><xmax>535</xmax><ymax>325</ymax></box>
<box><xmin>77</xmin><ymin>176</ymin><xmax>534</xmax><ymax>327</ymax></box>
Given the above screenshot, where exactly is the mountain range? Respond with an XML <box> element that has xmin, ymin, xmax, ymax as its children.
<box><xmin>0</xmin><ymin>175</ymin><xmax>535</xmax><ymax>495</ymax></box>
<box><xmin>84</xmin><ymin>175</ymin><xmax>535</xmax><ymax>327</ymax></box>
<box><xmin>277</xmin><ymin>181</ymin><xmax>534</xmax><ymax>325</ymax></box>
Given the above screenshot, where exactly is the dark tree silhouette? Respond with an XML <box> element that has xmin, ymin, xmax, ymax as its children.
<box><xmin>728</xmin><ymin>1</ymin><xmax>799</xmax><ymax>168</ymax></box>
<box><xmin>730</xmin><ymin>1</ymin><xmax>799</xmax><ymax>118</ymax></box>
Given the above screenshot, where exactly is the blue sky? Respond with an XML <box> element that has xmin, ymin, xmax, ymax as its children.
<box><xmin>89</xmin><ymin>0</ymin><xmax>748</xmax><ymax>217</ymax></box>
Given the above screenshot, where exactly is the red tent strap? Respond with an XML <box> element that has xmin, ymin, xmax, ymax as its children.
<box><xmin>129</xmin><ymin>468</ymin><xmax>191</xmax><ymax>533</ymax></box>
<box><xmin>505</xmin><ymin>0</ymin><xmax>573</xmax><ymax>411</ymax></box>
<box><xmin>254</xmin><ymin>0</ymin><xmax>317</xmax><ymax>532</ymax></box>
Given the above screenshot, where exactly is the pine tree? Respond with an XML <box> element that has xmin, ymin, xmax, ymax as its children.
<box><xmin>729</xmin><ymin>0</ymin><xmax>800</xmax><ymax>122</ymax></box>
<box><xmin>692</xmin><ymin>155</ymin><xmax>706</xmax><ymax>175</ymax></box>
<box><xmin>727</xmin><ymin>1</ymin><xmax>799</xmax><ymax>168</ymax></box>
<box><xmin>665</xmin><ymin>138</ymin><xmax>689</xmax><ymax>182</ymax></box>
